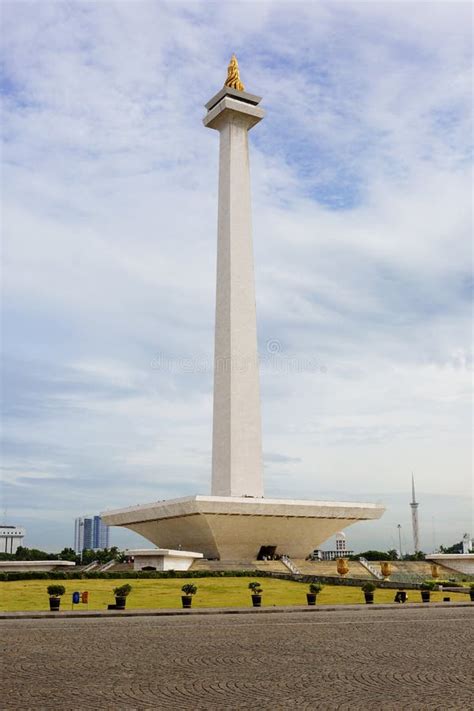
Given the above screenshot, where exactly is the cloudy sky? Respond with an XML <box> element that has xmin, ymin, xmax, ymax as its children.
<box><xmin>2</xmin><ymin>1</ymin><xmax>472</xmax><ymax>554</ymax></box>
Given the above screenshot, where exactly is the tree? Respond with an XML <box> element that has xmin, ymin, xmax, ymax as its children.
<box><xmin>14</xmin><ymin>547</ymin><xmax>57</xmax><ymax>561</ymax></box>
<box><xmin>80</xmin><ymin>549</ymin><xmax>97</xmax><ymax>565</ymax></box>
<box><xmin>356</xmin><ymin>550</ymin><xmax>391</xmax><ymax>561</ymax></box>
<box><xmin>403</xmin><ymin>551</ymin><xmax>426</xmax><ymax>561</ymax></box>
<box><xmin>58</xmin><ymin>548</ymin><xmax>79</xmax><ymax>563</ymax></box>
<box><xmin>439</xmin><ymin>541</ymin><xmax>463</xmax><ymax>554</ymax></box>
<box><xmin>79</xmin><ymin>547</ymin><xmax>121</xmax><ymax>565</ymax></box>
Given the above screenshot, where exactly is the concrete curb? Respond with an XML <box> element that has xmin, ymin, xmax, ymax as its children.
<box><xmin>1</xmin><ymin>601</ymin><xmax>472</xmax><ymax>620</ymax></box>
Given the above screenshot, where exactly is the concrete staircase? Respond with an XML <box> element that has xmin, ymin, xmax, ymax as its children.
<box><xmin>96</xmin><ymin>560</ymin><xmax>118</xmax><ymax>573</ymax></box>
<box><xmin>280</xmin><ymin>556</ymin><xmax>301</xmax><ymax>575</ymax></box>
<box><xmin>359</xmin><ymin>557</ymin><xmax>384</xmax><ymax>580</ymax></box>
<box><xmin>81</xmin><ymin>561</ymin><xmax>99</xmax><ymax>573</ymax></box>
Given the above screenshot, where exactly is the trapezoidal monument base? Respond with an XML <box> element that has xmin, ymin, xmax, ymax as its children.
<box><xmin>101</xmin><ymin>496</ymin><xmax>384</xmax><ymax>561</ymax></box>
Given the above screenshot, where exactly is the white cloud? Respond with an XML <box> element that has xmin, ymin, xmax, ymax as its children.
<box><xmin>1</xmin><ymin>1</ymin><xmax>472</xmax><ymax>551</ymax></box>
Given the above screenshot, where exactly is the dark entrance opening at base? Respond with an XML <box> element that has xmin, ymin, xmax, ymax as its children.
<box><xmin>257</xmin><ymin>545</ymin><xmax>277</xmax><ymax>560</ymax></box>
<box><xmin>141</xmin><ymin>566</ymin><xmax>156</xmax><ymax>571</ymax></box>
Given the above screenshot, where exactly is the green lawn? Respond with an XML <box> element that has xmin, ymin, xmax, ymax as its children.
<box><xmin>0</xmin><ymin>577</ymin><xmax>468</xmax><ymax>612</ymax></box>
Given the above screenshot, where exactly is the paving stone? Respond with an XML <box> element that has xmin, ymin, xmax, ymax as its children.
<box><xmin>1</xmin><ymin>606</ymin><xmax>472</xmax><ymax>709</ymax></box>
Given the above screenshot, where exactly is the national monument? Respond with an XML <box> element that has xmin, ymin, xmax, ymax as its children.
<box><xmin>102</xmin><ymin>57</ymin><xmax>385</xmax><ymax>561</ymax></box>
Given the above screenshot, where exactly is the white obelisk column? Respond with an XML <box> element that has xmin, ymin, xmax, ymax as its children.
<box><xmin>203</xmin><ymin>77</ymin><xmax>265</xmax><ymax>498</ymax></box>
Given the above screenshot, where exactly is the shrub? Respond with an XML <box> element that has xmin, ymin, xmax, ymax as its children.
<box><xmin>309</xmin><ymin>582</ymin><xmax>323</xmax><ymax>594</ymax></box>
<box><xmin>248</xmin><ymin>581</ymin><xmax>263</xmax><ymax>595</ymax></box>
<box><xmin>420</xmin><ymin>581</ymin><xmax>435</xmax><ymax>591</ymax></box>
<box><xmin>361</xmin><ymin>581</ymin><xmax>376</xmax><ymax>593</ymax></box>
<box><xmin>47</xmin><ymin>584</ymin><xmax>66</xmax><ymax>597</ymax></box>
<box><xmin>113</xmin><ymin>584</ymin><xmax>132</xmax><ymax>597</ymax></box>
<box><xmin>181</xmin><ymin>583</ymin><xmax>197</xmax><ymax>596</ymax></box>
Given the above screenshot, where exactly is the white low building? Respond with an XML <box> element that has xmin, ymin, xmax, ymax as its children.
<box><xmin>127</xmin><ymin>549</ymin><xmax>203</xmax><ymax>572</ymax></box>
<box><xmin>0</xmin><ymin>560</ymin><xmax>75</xmax><ymax>573</ymax></box>
<box><xmin>426</xmin><ymin>554</ymin><xmax>474</xmax><ymax>576</ymax></box>
<box><xmin>314</xmin><ymin>531</ymin><xmax>354</xmax><ymax>560</ymax></box>
<box><xmin>0</xmin><ymin>526</ymin><xmax>25</xmax><ymax>554</ymax></box>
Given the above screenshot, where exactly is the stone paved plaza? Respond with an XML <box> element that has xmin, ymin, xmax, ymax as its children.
<box><xmin>1</xmin><ymin>607</ymin><xmax>472</xmax><ymax>709</ymax></box>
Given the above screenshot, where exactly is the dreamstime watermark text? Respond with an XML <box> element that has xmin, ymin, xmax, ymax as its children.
<box><xmin>151</xmin><ymin>340</ymin><xmax>327</xmax><ymax>375</ymax></box>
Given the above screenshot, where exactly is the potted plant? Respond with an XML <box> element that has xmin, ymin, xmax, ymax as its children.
<box><xmin>361</xmin><ymin>581</ymin><xmax>376</xmax><ymax>604</ymax></box>
<box><xmin>420</xmin><ymin>581</ymin><xmax>434</xmax><ymax>603</ymax></box>
<box><xmin>470</xmin><ymin>583</ymin><xmax>474</xmax><ymax>602</ymax></box>
<box><xmin>113</xmin><ymin>583</ymin><xmax>132</xmax><ymax>610</ymax></box>
<box><xmin>248</xmin><ymin>581</ymin><xmax>263</xmax><ymax>607</ymax></box>
<box><xmin>47</xmin><ymin>584</ymin><xmax>66</xmax><ymax>611</ymax></box>
<box><xmin>307</xmin><ymin>582</ymin><xmax>323</xmax><ymax>605</ymax></box>
<box><xmin>181</xmin><ymin>583</ymin><xmax>197</xmax><ymax>609</ymax></box>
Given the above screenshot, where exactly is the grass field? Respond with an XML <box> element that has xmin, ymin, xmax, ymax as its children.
<box><xmin>0</xmin><ymin>577</ymin><xmax>469</xmax><ymax>612</ymax></box>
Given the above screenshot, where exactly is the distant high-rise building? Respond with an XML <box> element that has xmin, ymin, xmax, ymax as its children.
<box><xmin>74</xmin><ymin>515</ymin><xmax>110</xmax><ymax>553</ymax></box>
<box><xmin>0</xmin><ymin>525</ymin><xmax>25</xmax><ymax>554</ymax></box>
<box><xmin>410</xmin><ymin>475</ymin><xmax>420</xmax><ymax>553</ymax></box>
<box><xmin>93</xmin><ymin>515</ymin><xmax>109</xmax><ymax>549</ymax></box>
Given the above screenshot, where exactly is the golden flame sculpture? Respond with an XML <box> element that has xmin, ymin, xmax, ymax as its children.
<box><xmin>380</xmin><ymin>561</ymin><xmax>392</xmax><ymax>579</ymax></box>
<box><xmin>430</xmin><ymin>563</ymin><xmax>440</xmax><ymax>579</ymax></box>
<box><xmin>224</xmin><ymin>54</ymin><xmax>245</xmax><ymax>92</ymax></box>
<box><xmin>336</xmin><ymin>558</ymin><xmax>349</xmax><ymax>577</ymax></box>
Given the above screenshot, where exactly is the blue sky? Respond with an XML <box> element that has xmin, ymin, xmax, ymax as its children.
<box><xmin>1</xmin><ymin>1</ymin><xmax>472</xmax><ymax>553</ymax></box>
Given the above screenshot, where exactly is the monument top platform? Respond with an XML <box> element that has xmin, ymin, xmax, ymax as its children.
<box><xmin>203</xmin><ymin>93</ymin><xmax>264</xmax><ymax>131</ymax></box>
<box><xmin>102</xmin><ymin>496</ymin><xmax>384</xmax><ymax>561</ymax></box>
<box><xmin>103</xmin><ymin>495</ymin><xmax>384</xmax><ymax>524</ymax></box>
<box><xmin>205</xmin><ymin>86</ymin><xmax>262</xmax><ymax>112</ymax></box>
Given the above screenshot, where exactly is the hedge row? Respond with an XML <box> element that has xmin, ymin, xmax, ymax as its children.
<box><xmin>295</xmin><ymin>574</ymin><xmax>422</xmax><ymax>589</ymax></box>
<box><xmin>0</xmin><ymin>570</ymin><xmax>443</xmax><ymax>588</ymax></box>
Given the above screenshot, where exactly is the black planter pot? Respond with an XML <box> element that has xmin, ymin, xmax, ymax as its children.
<box><xmin>364</xmin><ymin>592</ymin><xmax>374</xmax><ymax>605</ymax></box>
<box><xmin>421</xmin><ymin>591</ymin><xmax>431</xmax><ymax>603</ymax></box>
<box><xmin>469</xmin><ymin>590</ymin><xmax>474</xmax><ymax>602</ymax></box>
<box><xmin>115</xmin><ymin>596</ymin><xmax>127</xmax><ymax>610</ymax></box>
<box><xmin>49</xmin><ymin>597</ymin><xmax>61</xmax><ymax>612</ymax></box>
<box><xmin>251</xmin><ymin>594</ymin><xmax>262</xmax><ymax>608</ymax></box>
<box><xmin>181</xmin><ymin>596</ymin><xmax>192</xmax><ymax>609</ymax></box>
<box><xmin>306</xmin><ymin>593</ymin><xmax>317</xmax><ymax>606</ymax></box>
